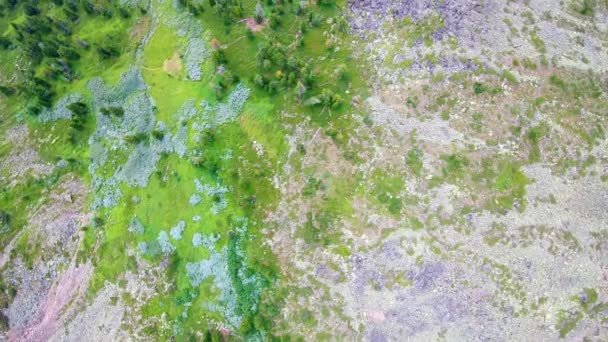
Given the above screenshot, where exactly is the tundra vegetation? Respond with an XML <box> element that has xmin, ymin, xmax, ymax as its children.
<box><xmin>0</xmin><ymin>0</ymin><xmax>607</xmax><ymax>341</ymax></box>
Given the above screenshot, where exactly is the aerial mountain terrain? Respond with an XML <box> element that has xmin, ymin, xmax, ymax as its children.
<box><xmin>0</xmin><ymin>0</ymin><xmax>607</xmax><ymax>340</ymax></box>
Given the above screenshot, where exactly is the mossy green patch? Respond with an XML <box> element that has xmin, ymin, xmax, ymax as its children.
<box><xmin>490</xmin><ymin>162</ymin><xmax>528</xmax><ymax>212</ymax></box>
<box><xmin>405</xmin><ymin>148</ymin><xmax>424</xmax><ymax>176</ymax></box>
<box><xmin>441</xmin><ymin>153</ymin><xmax>469</xmax><ymax>179</ymax></box>
<box><xmin>370</xmin><ymin>169</ymin><xmax>404</xmax><ymax>216</ymax></box>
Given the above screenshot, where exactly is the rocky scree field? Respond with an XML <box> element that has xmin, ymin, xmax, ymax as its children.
<box><xmin>0</xmin><ymin>0</ymin><xmax>607</xmax><ymax>341</ymax></box>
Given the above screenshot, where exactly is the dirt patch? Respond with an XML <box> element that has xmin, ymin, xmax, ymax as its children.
<box><xmin>241</xmin><ymin>18</ymin><xmax>266</xmax><ymax>32</ymax></box>
<box><xmin>163</xmin><ymin>53</ymin><xmax>183</xmax><ymax>76</ymax></box>
<box><xmin>130</xmin><ymin>16</ymin><xmax>151</xmax><ymax>43</ymax></box>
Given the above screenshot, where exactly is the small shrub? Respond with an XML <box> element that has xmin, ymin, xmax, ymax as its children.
<box><xmin>572</xmin><ymin>0</ymin><xmax>596</xmax><ymax>16</ymax></box>
<box><xmin>473</xmin><ymin>82</ymin><xmax>487</xmax><ymax>95</ymax></box>
<box><xmin>100</xmin><ymin>106</ymin><xmax>124</xmax><ymax>116</ymax></box>
<box><xmin>405</xmin><ymin>148</ymin><xmax>424</xmax><ymax>176</ymax></box>
<box><xmin>442</xmin><ymin>153</ymin><xmax>469</xmax><ymax>177</ymax></box>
